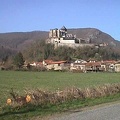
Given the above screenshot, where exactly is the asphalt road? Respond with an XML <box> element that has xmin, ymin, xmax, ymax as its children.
<box><xmin>51</xmin><ymin>102</ymin><xmax>120</xmax><ymax>120</ymax></box>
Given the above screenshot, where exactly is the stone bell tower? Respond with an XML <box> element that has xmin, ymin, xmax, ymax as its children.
<box><xmin>60</xmin><ymin>26</ymin><xmax>67</xmax><ymax>38</ymax></box>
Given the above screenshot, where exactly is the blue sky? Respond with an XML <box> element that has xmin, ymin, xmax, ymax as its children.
<box><xmin>0</xmin><ymin>0</ymin><xmax>120</xmax><ymax>40</ymax></box>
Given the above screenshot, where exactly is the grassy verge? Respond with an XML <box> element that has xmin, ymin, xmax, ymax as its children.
<box><xmin>0</xmin><ymin>93</ymin><xmax>120</xmax><ymax>120</ymax></box>
<box><xmin>0</xmin><ymin>86</ymin><xmax>120</xmax><ymax>120</ymax></box>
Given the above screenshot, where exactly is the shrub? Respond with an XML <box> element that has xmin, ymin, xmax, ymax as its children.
<box><xmin>7</xmin><ymin>83</ymin><xmax>120</xmax><ymax>107</ymax></box>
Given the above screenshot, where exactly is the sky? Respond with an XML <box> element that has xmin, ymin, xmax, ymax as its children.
<box><xmin>0</xmin><ymin>0</ymin><xmax>120</xmax><ymax>40</ymax></box>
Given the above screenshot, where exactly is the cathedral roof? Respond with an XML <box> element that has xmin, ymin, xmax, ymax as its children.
<box><xmin>60</xmin><ymin>26</ymin><xmax>67</xmax><ymax>31</ymax></box>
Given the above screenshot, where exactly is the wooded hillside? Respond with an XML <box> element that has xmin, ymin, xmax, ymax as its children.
<box><xmin>0</xmin><ymin>28</ymin><xmax>120</xmax><ymax>61</ymax></box>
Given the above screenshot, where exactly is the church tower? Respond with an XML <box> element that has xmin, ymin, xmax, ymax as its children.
<box><xmin>60</xmin><ymin>26</ymin><xmax>67</xmax><ymax>38</ymax></box>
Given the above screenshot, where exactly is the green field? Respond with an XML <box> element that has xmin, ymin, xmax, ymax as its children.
<box><xmin>0</xmin><ymin>71</ymin><xmax>120</xmax><ymax>119</ymax></box>
<box><xmin>0</xmin><ymin>71</ymin><xmax>120</xmax><ymax>104</ymax></box>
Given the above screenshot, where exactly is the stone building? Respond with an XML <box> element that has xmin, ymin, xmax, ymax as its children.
<box><xmin>46</xmin><ymin>26</ymin><xmax>93</xmax><ymax>48</ymax></box>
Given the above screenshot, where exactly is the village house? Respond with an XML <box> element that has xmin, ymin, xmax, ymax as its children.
<box><xmin>85</xmin><ymin>62</ymin><xmax>104</xmax><ymax>72</ymax></box>
<box><xmin>29</xmin><ymin>59</ymin><xmax>120</xmax><ymax>73</ymax></box>
<box><xmin>30</xmin><ymin>62</ymin><xmax>37</xmax><ymax>67</ymax></box>
<box><xmin>101</xmin><ymin>60</ymin><xmax>116</xmax><ymax>72</ymax></box>
<box><xmin>85</xmin><ymin>60</ymin><xmax>120</xmax><ymax>72</ymax></box>
<box><xmin>114</xmin><ymin>62</ymin><xmax>120</xmax><ymax>72</ymax></box>
<box><xmin>70</xmin><ymin>59</ymin><xmax>104</xmax><ymax>72</ymax></box>
<box><xmin>70</xmin><ymin>63</ymin><xmax>86</xmax><ymax>72</ymax></box>
<box><xmin>42</xmin><ymin>60</ymin><xmax>68</xmax><ymax>71</ymax></box>
<box><xmin>29</xmin><ymin>60</ymin><xmax>68</xmax><ymax>71</ymax></box>
<box><xmin>70</xmin><ymin>59</ymin><xmax>87</xmax><ymax>72</ymax></box>
<box><xmin>70</xmin><ymin>60</ymin><xmax>120</xmax><ymax>73</ymax></box>
<box><xmin>30</xmin><ymin>62</ymin><xmax>43</xmax><ymax>67</ymax></box>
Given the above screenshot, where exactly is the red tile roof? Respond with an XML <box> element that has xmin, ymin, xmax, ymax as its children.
<box><xmin>86</xmin><ymin>62</ymin><xmax>101</xmax><ymax>67</ymax></box>
<box><xmin>44</xmin><ymin>60</ymin><xmax>66</xmax><ymax>64</ymax></box>
<box><xmin>102</xmin><ymin>60</ymin><xmax>116</xmax><ymax>64</ymax></box>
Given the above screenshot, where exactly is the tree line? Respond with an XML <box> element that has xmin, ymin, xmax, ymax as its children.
<box><xmin>23</xmin><ymin>40</ymin><xmax>120</xmax><ymax>62</ymax></box>
<box><xmin>1</xmin><ymin>40</ymin><xmax>120</xmax><ymax>70</ymax></box>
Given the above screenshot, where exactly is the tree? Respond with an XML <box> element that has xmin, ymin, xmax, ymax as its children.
<box><xmin>54</xmin><ymin>46</ymin><xmax>74</xmax><ymax>61</ymax></box>
<box><xmin>44</xmin><ymin>43</ymin><xmax>54</xmax><ymax>59</ymax></box>
<box><xmin>13</xmin><ymin>52</ymin><xmax>24</xmax><ymax>68</ymax></box>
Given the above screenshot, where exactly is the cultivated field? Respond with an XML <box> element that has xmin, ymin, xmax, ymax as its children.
<box><xmin>0</xmin><ymin>71</ymin><xmax>120</xmax><ymax>105</ymax></box>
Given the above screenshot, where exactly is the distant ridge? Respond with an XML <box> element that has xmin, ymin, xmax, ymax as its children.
<box><xmin>0</xmin><ymin>31</ymin><xmax>48</xmax><ymax>50</ymax></box>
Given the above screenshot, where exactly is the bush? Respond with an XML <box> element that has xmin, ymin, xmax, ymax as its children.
<box><xmin>7</xmin><ymin>83</ymin><xmax>120</xmax><ymax>107</ymax></box>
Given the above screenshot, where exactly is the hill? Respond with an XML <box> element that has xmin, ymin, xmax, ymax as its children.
<box><xmin>0</xmin><ymin>31</ymin><xmax>48</xmax><ymax>50</ymax></box>
<box><xmin>68</xmin><ymin>28</ymin><xmax>120</xmax><ymax>49</ymax></box>
<box><xmin>0</xmin><ymin>28</ymin><xmax>120</xmax><ymax>60</ymax></box>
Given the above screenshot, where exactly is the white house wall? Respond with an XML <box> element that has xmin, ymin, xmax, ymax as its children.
<box><xmin>58</xmin><ymin>43</ymin><xmax>94</xmax><ymax>48</ymax></box>
<box><xmin>115</xmin><ymin>64</ymin><xmax>120</xmax><ymax>72</ymax></box>
<box><xmin>60</xmin><ymin>39</ymin><xmax>75</xmax><ymax>44</ymax></box>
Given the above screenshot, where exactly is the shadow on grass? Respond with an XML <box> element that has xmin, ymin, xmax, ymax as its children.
<box><xmin>0</xmin><ymin>103</ymin><xmax>57</xmax><ymax>119</ymax></box>
<box><xmin>0</xmin><ymin>104</ymin><xmax>43</xmax><ymax>118</ymax></box>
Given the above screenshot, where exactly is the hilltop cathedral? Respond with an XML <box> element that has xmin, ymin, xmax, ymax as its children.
<box><xmin>46</xmin><ymin>26</ymin><xmax>93</xmax><ymax>48</ymax></box>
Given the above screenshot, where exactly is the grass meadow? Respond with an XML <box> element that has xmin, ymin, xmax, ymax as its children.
<box><xmin>0</xmin><ymin>71</ymin><xmax>120</xmax><ymax>119</ymax></box>
<box><xmin>0</xmin><ymin>71</ymin><xmax>120</xmax><ymax>104</ymax></box>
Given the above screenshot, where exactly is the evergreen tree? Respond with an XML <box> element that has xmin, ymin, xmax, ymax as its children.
<box><xmin>13</xmin><ymin>52</ymin><xmax>24</xmax><ymax>68</ymax></box>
